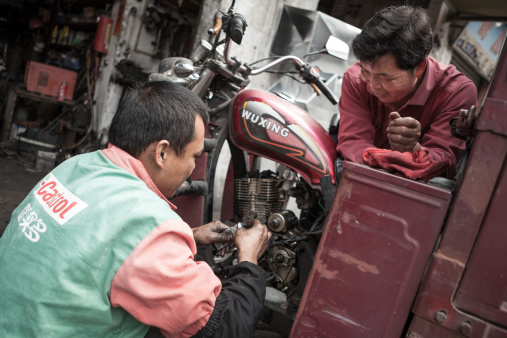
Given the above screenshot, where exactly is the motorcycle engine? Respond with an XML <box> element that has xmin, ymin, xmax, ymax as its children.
<box><xmin>234</xmin><ymin>173</ymin><xmax>284</xmax><ymax>225</ymax></box>
<box><xmin>234</xmin><ymin>170</ymin><xmax>324</xmax><ymax>293</ymax></box>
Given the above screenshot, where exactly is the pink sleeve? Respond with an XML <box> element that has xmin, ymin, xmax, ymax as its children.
<box><xmin>110</xmin><ymin>220</ymin><xmax>222</xmax><ymax>337</ymax></box>
<box><xmin>336</xmin><ymin>71</ymin><xmax>378</xmax><ymax>163</ymax></box>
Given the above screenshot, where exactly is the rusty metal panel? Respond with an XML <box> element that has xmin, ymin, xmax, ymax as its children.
<box><xmin>407</xmin><ymin>315</ymin><xmax>467</xmax><ymax>338</ymax></box>
<box><xmin>292</xmin><ymin>161</ymin><xmax>452</xmax><ymax>337</ymax></box>
<box><xmin>409</xmin><ymin>314</ymin><xmax>507</xmax><ymax>338</ymax></box>
<box><xmin>410</xmin><ymin>132</ymin><xmax>507</xmax><ymax>337</ymax></box>
<box><xmin>477</xmin><ymin>97</ymin><xmax>507</xmax><ymax>136</ymax></box>
<box><xmin>453</xmin><ymin>157</ymin><xmax>507</xmax><ymax>327</ymax></box>
<box><xmin>410</xmin><ymin>38</ymin><xmax>507</xmax><ymax>338</ymax></box>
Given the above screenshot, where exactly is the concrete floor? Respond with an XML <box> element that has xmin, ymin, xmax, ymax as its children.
<box><xmin>0</xmin><ymin>152</ymin><xmax>47</xmax><ymax>236</ymax></box>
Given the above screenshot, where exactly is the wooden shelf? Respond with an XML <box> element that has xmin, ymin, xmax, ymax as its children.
<box><xmin>1</xmin><ymin>85</ymin><xmax>76</xmax><ymax>142</ymax></box>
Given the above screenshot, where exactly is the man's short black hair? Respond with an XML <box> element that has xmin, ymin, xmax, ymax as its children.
<box><xmin>108</xmin><ymin>81</ymin><xmax>209</xmax><ymax>158</ymax></box>
<box><xmin>352</xmin><ymin>6</ymin><xmax>433</xmax><ymax>70</ymax></box>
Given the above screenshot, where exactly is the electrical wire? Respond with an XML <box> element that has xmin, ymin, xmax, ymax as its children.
<box><xmin>318</xmin><ymin>198</ymin><xmax>327</xmax><ymax>215</ymax></box>
<box><xmin>268</xmin><ymin>234</ymin><xmax>307</xmax><ymax>248</ymax></box>
<box><xmin>249</xmin><ymin>56</ymin><xmax>283</xmax><ymax>66</ymax></box>
<box><xmin>263</xmin><ymin>71</ymin><xmax>305</xmax><ymax>83</ymax></box>
<box><xmin>208</xmin><ymin>99</ymin><xmax>232</xmax><ymax>117</ymax></box>
<box><xmin>308</xmin><ymin>211</ymin><xmax>326</xmax><ymax>233</ymax></box>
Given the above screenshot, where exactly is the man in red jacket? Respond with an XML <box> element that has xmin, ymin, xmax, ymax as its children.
<box><xmin>337</xmin><ymin>5</ymin><xmax>477</xmax><ymax>179</ymax></box>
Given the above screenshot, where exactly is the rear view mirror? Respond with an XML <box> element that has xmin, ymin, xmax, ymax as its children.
<box><xmin>325</xmin><ymin>36</ymin><xmax>349</xmax><ymax>60</ymax></box>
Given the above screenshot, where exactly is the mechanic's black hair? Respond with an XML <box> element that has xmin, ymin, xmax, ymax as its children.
<box><xmin>108</xmin><ymin>81</ymin><xmax>209</xmax><ymax>158</ymax></box>
<box><xmin>352</xmin><ymin>5</ymin><xmax>433</xmax><ymax>70</ymax></box>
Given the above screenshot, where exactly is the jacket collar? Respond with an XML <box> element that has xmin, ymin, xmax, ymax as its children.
<box><xmin>102</xmin><ymin>144</ymin><xmax>177</xmax><ymax>210</ymax></box>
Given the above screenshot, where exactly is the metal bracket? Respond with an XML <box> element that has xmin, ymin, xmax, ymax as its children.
<box><xmin>450</xmin><ymin>105</ymin><xmax>478</xmax><ymax>140</ymax></box>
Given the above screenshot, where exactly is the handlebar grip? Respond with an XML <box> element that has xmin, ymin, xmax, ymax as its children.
<box><xmin>314</xmin><ymin>77</ymin><xmax>339</xmax><ymax>105</ymax></box>
<box><xmin>310</xmin><ymin>83</ymin><xmax>321</xmax><ymax>96</ymax></box>
<box><xmin>208</xmin><ymin>16</ymin><xmax>222</xmax><ymax>35</ymax></box>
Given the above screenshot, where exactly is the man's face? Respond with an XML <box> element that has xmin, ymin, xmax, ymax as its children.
<box><xmin>359</xmin><ymin>53</ymin><xmax>422</xmax><ymax>107</ymax></box>
<box><xmin>161</xmin><ymin>114</ymin><xmax>205</xmax><ymax>199</ymax></box>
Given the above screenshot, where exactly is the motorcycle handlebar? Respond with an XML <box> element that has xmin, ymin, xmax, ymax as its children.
<box><xmin>298</xmin><ymin>64</ymin><xmax>339</xmax><ymax>105</ymax></box>
<box><xmin>250</xmin><ymin>55</ymin><xmax>305</xmax><ymax>75</ymax></box>
<box><xmin>248</xmin><ymin>55</ymin><xmax>338</xmax><ymax>105</ymax></box>
<box><xmin>202</xmin><ymin>10</ymin><xmax>339</xmax><ymax>106</ymax></box>
<box><xmin>314</xmin><ymin>77</ymin><xmax>339</xmax><ymax>105</ymax></box>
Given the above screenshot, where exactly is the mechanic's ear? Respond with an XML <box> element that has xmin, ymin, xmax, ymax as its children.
<box><xmin>415</xmin><ymin>58</ymin><xmax>427</xmax><ymax>78</ymax></box>
<box><xmin>154</xmin><ymin>140</ymin><xmax>170</xmax><ymax>169</ymax></box>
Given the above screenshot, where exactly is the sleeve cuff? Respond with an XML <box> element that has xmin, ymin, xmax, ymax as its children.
<box><xmin>192</xmin><ymin>262</ymin><xmax>266</xmax><ymax>338</ymax></box>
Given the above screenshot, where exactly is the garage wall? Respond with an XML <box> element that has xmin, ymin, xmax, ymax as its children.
<box><xmin>93</xmin><ymin>0</ymin><xmax>318</xmax><ymax>144</ymax></box>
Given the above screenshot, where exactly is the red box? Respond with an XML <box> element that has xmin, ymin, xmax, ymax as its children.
<box><xmin>24</xmin><ymin>61</ymin><xmax>77</xmax><ymax>101</ymax></box>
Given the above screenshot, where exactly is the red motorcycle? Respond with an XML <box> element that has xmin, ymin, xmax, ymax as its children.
<box><xmin>149</xmin><ymin>0</ymin><xmax>344</xmax><ymax>334</ymax></box>
<box><xmin>151</xmin><ymin>1</ymin><xmax>507</xmax><ymax>337</ymax></box>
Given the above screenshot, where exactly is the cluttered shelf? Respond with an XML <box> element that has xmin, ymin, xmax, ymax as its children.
<box><xmin>0</xmin><ymin>0</ymin><xmax>112</xmax><ymax>172</ymax></box>
<box><xmin>1</xmin><ymin>81</ymin><xmax>92</xmax><ymax>171</ymax></box>
<box><xmin>1</xmin><ymin>85</ymin><xmax>76</xmax><ymax>143</ymax></box>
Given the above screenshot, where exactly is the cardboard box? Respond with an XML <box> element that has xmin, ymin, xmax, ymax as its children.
<box><xmin>24</xmin><ymin>61</ymin><xmax>77</xmax><ymax>100</ymax></box>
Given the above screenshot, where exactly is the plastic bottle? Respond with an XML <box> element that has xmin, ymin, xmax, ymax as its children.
<box><xmin>58</xmin><ymin>81</ymin><xmax>68</xmax><ymax>101</ymax></box>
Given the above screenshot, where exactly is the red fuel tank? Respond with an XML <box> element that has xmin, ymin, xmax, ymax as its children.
<box><xmin>229</xmin><ymin>88</ymin><xmax>337</xmax><ymax>188</ymax></box>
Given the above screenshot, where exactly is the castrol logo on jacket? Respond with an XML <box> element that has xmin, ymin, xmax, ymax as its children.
<box><xmin>34</xmin><ymin>173</ymin><xmax>88</xmax><ymax>225</ymax></box>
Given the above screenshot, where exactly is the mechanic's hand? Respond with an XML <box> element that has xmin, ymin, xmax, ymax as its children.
<box><xmin>386</xmin><ymin>112</ymin><xmax>422</xmax><ymax>153</ymax></box>
<box><xmin>235</xmin><ymin>219</ymin><xmax>272</xmax><ymax>265</ymax></box>
<box><xmin>192</xmin><ymin>220</ymin><xmax>234</xmax><ymax>247</ymax></box>
<box><xmin>214</xmin><ymin>242</ymin><xmax>236</xmax><ymax>257</ymax></box>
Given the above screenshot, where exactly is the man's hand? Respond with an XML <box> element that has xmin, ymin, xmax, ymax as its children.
<box><xmin>235</xmin><ymin>219</ymin><xmax>272</xmax><ymax>265</ymax></box>
<box><xmin>386</xmin><ymin>112</ymin><xmax>421</xmax><ymax>153</ymax></box>
<box><xmin>193</xmin><ymin>220</ymin><xmax>234</xmax><ymax>247</ymax></box>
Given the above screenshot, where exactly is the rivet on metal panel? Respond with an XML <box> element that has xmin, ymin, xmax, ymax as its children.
<box><xmin>434</xmin><ymin>310</ymin><xmax>447</xmax><ymax>323</ymax></box>
<box><xmin>458</xmin><ymin>321</ymin><xmax>472</xmax><ymax>336</ymax></box>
